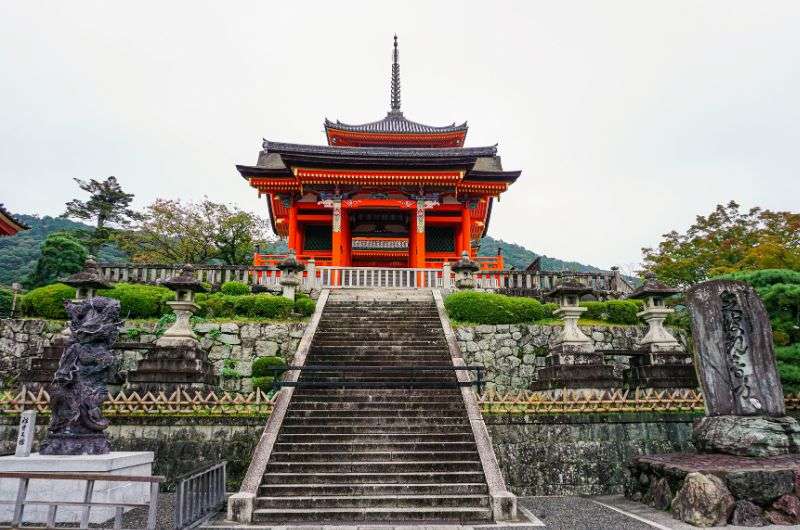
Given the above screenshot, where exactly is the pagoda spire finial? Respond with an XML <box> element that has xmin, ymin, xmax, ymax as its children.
<box><xmin>390</xmin><ymin>34</ymin><xmax>401</xmax><ymax>114</ymax></box>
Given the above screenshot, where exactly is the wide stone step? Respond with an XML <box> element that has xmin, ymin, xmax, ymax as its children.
<box><xmin>254</xmin><ymin>494</ymin><xmax>490</xmax><ymax>509</ymax></box>
<box><xmin>259</xmin><ymin>482</ymin><xmax>489</xmax><ymax>497</ymax></box>
<box><xmin>278</xmin><ymin>433</ymin><xmax>476</xmax><ymax>443</ymax></box>
<box><xmin>251</xmin><ymin>506</ymin><xmax>492</xmax><ymax>523</ymax></box>
<box><xmin>261</xmin><ymin>471</ymin><xmax>487</xmax><ymax>485</ymax></box>
<box><xmin>280</xmin><ymin>424</ymin><xmax>474</xmax><ymax>435</ymax></box>
<box><xmin>312</xmin><ymin>340</ymin><xmax>446</xmax><ymax>347</ymax></box>
<box><xmin>282</xmin><ymin>416</ymin><xmax>469</xmax><ymax>427</ymax></box>
<box><xmin>273</xmin><ymin>441</ymin><xmax>478</xmax><ymax>453</ymax></box>
<box><xmin>286</xmin><ymin>409</ymin><xmax>466</xmax><ymax>418</ymax></box>
<box><xmin>271</xmin><ymin>451</ymin><xmax>479</xmax><ymax>463</ymax></box>
<box><xmin>296</xmin><ymin>376</ymin><xmax>457</xmax><ymax>384</ymax></box>
<box><xmin>291</xmin><ymin>389</ymin><xmax>462</xmax><ymax>399</ymax></box>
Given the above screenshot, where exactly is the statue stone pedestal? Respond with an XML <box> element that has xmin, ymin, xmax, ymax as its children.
<box><xmin>0</xmin><ymin>452</ymin><xmax>153</xmax><ymax>524</ymax></box>
<box><xmin>128</xmin><ymin>342</ymin><xmax>218</xmax><ymax>393</ymax></box>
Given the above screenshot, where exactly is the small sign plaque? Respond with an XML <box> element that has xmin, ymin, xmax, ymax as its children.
<box><xmin>15</xmin><ymin>410</ymin><xmax>36</xmax><ymax>457</ymax></box>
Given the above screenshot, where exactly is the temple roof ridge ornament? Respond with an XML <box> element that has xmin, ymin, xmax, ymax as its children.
<box><xmin>324</xmin><ymin>36</ymin><xmax>469</xmax><ymax>147</ymax></box>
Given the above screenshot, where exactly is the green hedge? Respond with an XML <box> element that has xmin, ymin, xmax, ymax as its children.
<box><xmin>294</xmin><ymin>294</ymin><xmax>316</xmax><ymax>316</ymax></box>
<box><xmin>444</xmin><ymin>291</ymin><xmax>549</xmax><ymax>324</ymax></box>
<box><xmin>251</xmin><ymin>356</ymin><xmax>287</xmax><ymax>394</ymax></box>
<box><xmin>777</xmin><ymin>344</ymin><xmax>800</xmax><ymax>393</ymax></box>
<box><xmin>195</xmin><ymin>293</ymin><xmax>294</xmax><ymax>319</ymax></box>
<box><xmin>581</xmin><ymin>300</ymin><xmax>642</xmax><ymax>324</ymax></box>
<box><xmin>220</xmin><ymin>281</ymin><xmax>250</xmax><ymax>296</ymax></box>
<box><xmin>252</xmin><ymin>356</ymin><xmax>287</xmax><ymax>377</ymax></box>
<box><xmin>98</xmin><ymin>283</ymin><xmax>174</xmax><ymax>319</ymax></box>
<box><xmin>20</xmin><ymin>283</ymin><xmax>76</xmax><ymax>319</ymax></box>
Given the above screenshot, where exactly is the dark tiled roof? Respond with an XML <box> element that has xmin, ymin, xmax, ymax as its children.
<box><xmin>262</xmin><ymin>140</ymin><xmax>495</xmax><ymax>158</ymax></box>
<box><xmin>324</xmin><ymin>112</ymin><xmax>468</xmax><ymax>134</ymax></box>
<box><xmin>0</xmin><ymin>204</ymin><xmax>29</xmax><ymax>230</ymax></box>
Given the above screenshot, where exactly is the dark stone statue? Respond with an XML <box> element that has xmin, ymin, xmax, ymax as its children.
<box><xmin>39</xmin><ymin>297</ymin><xmax>122</xmax><ymax>455</ymax></box>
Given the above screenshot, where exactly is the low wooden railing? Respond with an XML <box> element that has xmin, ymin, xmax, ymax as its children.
<box><xmin>5</xmin><ymin>387</ymin><xmax>800</xmax><ymax>416</ymax></box>
<box><xmin>0</xmin><ymin>472</ymin><xmax>163</xmax><ymax>530</ymax></box>
<box><xmin>313</xmin><ymin>266</ymin><xmax>441</xmax><ymax>289</ymax></box>
<box><xmin>0</xmin><ymin>388</ymin><xmax>276</xmax><ymax>416</ymax></box>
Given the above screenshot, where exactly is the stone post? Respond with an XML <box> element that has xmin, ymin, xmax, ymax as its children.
<box><xmin>10</xmin><ymin>283</ymin><xmax>21</xmax><ymax>318</ymax></box>
<box><xmin>441</xmin><ymin>262</ymin><xmax>452</xmax><ymax>290</ymax></box>
<box><xmin>305</xmin><ymin>257</ymin><xmax>316</xmax><ymax>290</ymax></box>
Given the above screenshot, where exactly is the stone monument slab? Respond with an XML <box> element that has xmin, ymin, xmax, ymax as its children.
<box><xmin>686</xmin><ymin>279</ymin><xmax>784</xmax><ymax>417</ymax></box>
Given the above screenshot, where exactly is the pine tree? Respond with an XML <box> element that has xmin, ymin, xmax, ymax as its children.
<box><xmin>25</xmin><ymin>232</ymin><xmax>87</xmax><ymax>288</ymax></box>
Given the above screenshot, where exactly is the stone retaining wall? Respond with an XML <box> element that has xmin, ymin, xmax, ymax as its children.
<box><xmin>0</xmin><ymin>318</ymin><xmax>307</xmax><ymax>392</ymax></box>
<box><xmin>454</xmin><ymin>324</ymin><xmax>690</xmax><ymax>392</ymax></box>
<box><xmin>1</xmin><ymin>412</ymin><xmax>696</xmax><ymax>496</ymax></box>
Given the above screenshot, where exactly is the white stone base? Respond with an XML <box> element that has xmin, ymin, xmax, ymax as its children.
<box><xmin>0</xmin><ymin>451</ymin><xmax>153</xmax><ymax>524</ymax></box>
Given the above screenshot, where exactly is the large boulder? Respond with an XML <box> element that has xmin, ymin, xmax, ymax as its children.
<box><xmin>730</xmin><ymin>500</ymin><xmax>767</xmax><ymax>527</ymax></box>
<box><xmin>671</xmin><ymin>472</ymin><xmax>734</xmax><ymax>527</ymax></box>
<box><xmin>650</xmin><ymin>477</ymin><xmax>673</xmax><ymax>511</ymax></box>
<box><xmin>724</xmin><ymin>469</ymin><xmax>796</xmax><ymax>504</ymax></box>
<box><xmin>693</xmin><ymin>415</ymin><xmax>800</xmax><ymax>457</ymax></box>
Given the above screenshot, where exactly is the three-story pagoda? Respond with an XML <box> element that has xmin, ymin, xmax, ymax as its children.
<box><xmin>237</xmin><ymin>37</ymin><xmax>520</xmax><ymax>270</ymax></box>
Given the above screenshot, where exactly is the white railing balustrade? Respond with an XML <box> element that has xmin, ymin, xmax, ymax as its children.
<box><xmin>313</xmin><ymin>267</ymin><xmax>442</xmax><ymax>289</ymax></box>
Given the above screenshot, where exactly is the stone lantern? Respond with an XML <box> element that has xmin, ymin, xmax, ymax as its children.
<box><xmin>535</xmin><ymin>275</ymin><xmax>621</xmax><ymax>392</ymax></box>
<box><xmin>451</xmin><ymin>251</ymin><xmax>480</xmax><ymax>290</ymax></box>
<box><xmin>62</xmin><ymin>256</ymin><xmax>111</xmax><ymax>301</ymax></box>
<box><xmin>624</xmin><ymin>273</ymin><xmax>696</xmax><ymax>389</ymax></box>
<box><xmin>629</xmin><ymin>273</ymin><xmax>683</xmax><ymax>352</ymax></box>
<box><xmin>547</xmin><ymin>276</ymin><xmax>593</xmax><ymax>349</ymax></box>
<box><xmin>277</xmin><ymin>249</ymin><xmax>305</xmax><ymax>300</ymax></box>
<box><xmin>156</xmin><ymin>264</ymin><xmax>206</xmax><ymax>347</ymax></box>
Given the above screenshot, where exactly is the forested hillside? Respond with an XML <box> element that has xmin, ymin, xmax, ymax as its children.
<box><xmin>0</xmin><ymin>214</ymin><xmax>125</xmax><ymax>286</ymax></box>
<box><xmin>479</xmin><ymin>236</ymin><xmax>604</xmax><ymax>272</ymax></box>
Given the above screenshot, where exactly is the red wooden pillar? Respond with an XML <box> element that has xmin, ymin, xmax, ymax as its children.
<box><xmin>460</xmin><ymin>207</ymin><xmax>471</xmax><ymax>257</ymax></box>
<box><xmin>288</xmin><ymin>203</ymin><xmax>299</xmax><ymax>253</ymax></box>
<box><xmin>412</xmin><ymin>200</ymin><xmax>427</xmax><ymax>285</ymax></box>
<box><xmin>331</xmin><ymin>199</ymin><xmax>344</xmax><ymax>267</ymax></box>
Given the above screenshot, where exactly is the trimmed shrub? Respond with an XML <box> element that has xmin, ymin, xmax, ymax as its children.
<box><xmin>252</xmin><ymin>376</ymin><xmax>275</xmax><ymax>393</ymax></box>
<box><xmin>777</xmin><ymin>344</ymin><xmax>800</xmax><ymax>393</ymax></box>
<box><xmin>20</xmin><ymin>283</ymin><xmax>76</xmax><ymax>319</ymax></box>
<box><xmin>98</xmin><ymin>283</ymin><xmax>174</xmax><ymax>319</ymax></box>
<box><xmin>250</xmin><ymin>294</ymin><xmax>293</xmax><ymax>319</ymax></box>
<box><xmin>444</xmin><ymin>291</ymin><xmax>547</xmax><ymax>324</ymax></box>
<box><xmin>294</xmin><ymin>294</ymin><xmax>316</xmax><ymax>316</ymax></box>
<box><xmin>220</xmin><ymin>281</ymin><xmax>250</xmax><ymax>296</ymax></box>
<box><xmin>579</xmin><ymin>300</ymin><xmax>642</xmax><ymax>324</ymax></box>
<box><xmin>252</xmin><ymin>355</ymin><xmax>287</xmax><ymax>377</ymax></box>
<box><xmin>197</xmin><ymin>293</ymin><xmax>237</xmax><ymax>318</ymax></box>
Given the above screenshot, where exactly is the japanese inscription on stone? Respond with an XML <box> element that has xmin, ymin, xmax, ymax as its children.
<box><xmin>687</xmin><ymin>280</ymin><xmax>785</xmax><ymax>417</ymax></box>
<box><xmin>15</xmin><ymin>410</ymin><xmax>36</xmax><ymax>457</ymax></box>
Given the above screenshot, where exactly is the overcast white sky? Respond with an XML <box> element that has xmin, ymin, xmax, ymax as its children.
<box><xmin>1</xmin><ymin>1</ymin><xmax>799</xmax><ymax>270</ymax></box>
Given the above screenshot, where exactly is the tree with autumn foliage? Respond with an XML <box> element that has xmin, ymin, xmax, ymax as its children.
<box><xmin>115</xmin><ymin>199</ymin><xmax>271</xmax><ymax>265</ymax></box>
<box><xmin>641</xmin><ymin>201</ymin><xmax>800</xmax><ymax>287</ymax></box>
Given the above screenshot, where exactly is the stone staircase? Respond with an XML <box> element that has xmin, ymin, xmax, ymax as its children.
<box><xmin>250</xmin><ymin>290</ymin><xmax>495</xmax><ymax>524</ymax></box>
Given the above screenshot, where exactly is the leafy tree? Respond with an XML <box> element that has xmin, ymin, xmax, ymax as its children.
<box><xmin>115</xmin><ymin>199</ymin><xmax>271</xmax><ymax>265</ymax></box>
<box><xmin>62</xmin><ymin>176</ymin><xmax>141</xmax><ymax>252</ymax></box>
<box><xmin>25</xmin><ymin>232</ymin><xmax>87</xmax><ymax>288</ymax></box>
<box><xmin>642</xmin><ymin>201</ymin><xmax>800</xmax><ymax>287</ymax></box>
